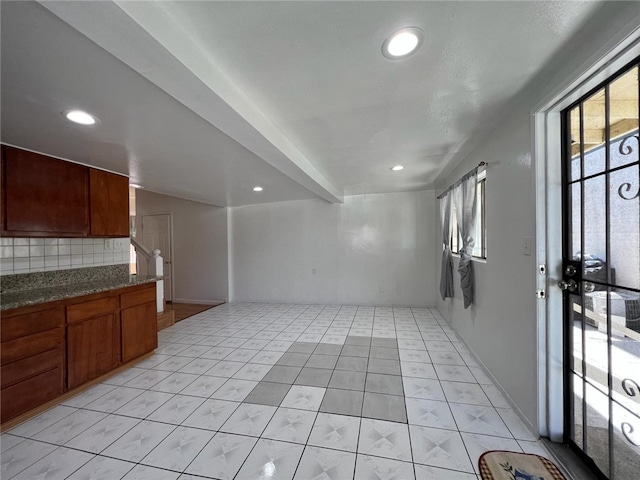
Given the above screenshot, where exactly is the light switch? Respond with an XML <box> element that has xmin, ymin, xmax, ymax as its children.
<box><xmin>104</xmin><ymin>239</ymin><xmax>114</xmax><ymax>251</ymax></box>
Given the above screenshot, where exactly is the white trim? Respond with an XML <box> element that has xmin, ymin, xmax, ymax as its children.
<box><xmin>533</xmin><ymin>33</ymin><xmax>640</xmax><ymax>442</ymax></box>
<box><xmin>172</xmin><ymin>298</ymin><xmax>225</xmax><ymax>305</ymax></box>
<box><xmin>227</xmin><ymin>207</ymin><xmax>234</xmax><ymax>303</ymax></box>
<box><xmin>533</xmin><ymin>24</ymin><xmax>640</xmax><ymax>112</ymax></box>
<box><xmin>437</xmin><ymin>308</ymin><xmax>538</xmax><ymax>436</ymax></box>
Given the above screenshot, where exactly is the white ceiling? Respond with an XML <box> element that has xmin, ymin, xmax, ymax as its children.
<box><xmin>1</xmin><ymin>1</ymin><xmax>609</xmax><ymax>206</ymax></box>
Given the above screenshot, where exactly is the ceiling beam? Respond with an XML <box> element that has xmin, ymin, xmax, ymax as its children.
<box><xmin>571</xmin><ymin>118</ymin><xmax>638</xmax><ymax>156</ymax></box>
<box><xmin>38</xmin><ymin>0</ymin><xmax>343</xmax><ymax>204</ymax></box>
<box><xmin>578</xmin><ymin>99</ymin><xmax>639</xmax><ymax>118</ymax></box>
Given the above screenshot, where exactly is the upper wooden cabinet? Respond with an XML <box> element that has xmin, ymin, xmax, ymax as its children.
<box><xmin>90</xmin><ymin>169</ymin><xmax>130</xmax><ymax>237</ymax></box>
<box><xmin>1</xmin><ymin>145</ymin><xmax>129</xmax><ymax>237</ymax></box>
<box><xmin>2</xmin><ymin>145</ymin><xmax>89</xmax><ymax>236</ymax></box>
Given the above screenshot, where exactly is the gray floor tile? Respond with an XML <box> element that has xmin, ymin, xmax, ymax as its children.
<box><xmin>362</xmin><ymin>392</ymin><xmax>407</xmax><ymax>423</ymax></box>
<box><xmin>336</xmin><ymin>356</ymin><xmax>368</xmax><ymax>372</ymax></box>
<box><xmin>243</xmin><ymin>381</ymin><xmax>291</xmax><ymax>406</ymax></box>
<box><xmin>370</xmin><ymin>346</ymin><xmax>400</xmax><ymax>360</ymax></box>
<box><xmin>287</xmin><ymin>342</ymin><xmax>317</xmax><ymax>354</ymax></box>
<box><xmin>329</xmin><ymin>370</ymin><xmax>366</xmax><ymax>391</ymax></box>
<box><xmin>276</xmin><ymin>352</ymin><xmax>311</xmax><ymax>367</ymax></box>
<box><xmin>314</xmin><ymin>344</ymin><xmax>343</xmax><ymax>355</ymax></box>
<box><xmin>319</xmin><ymin>388</ymin><xmax>364</xmax><ymax>416</ymax></box>
<box><xmin>371</xmin><ymin>338</ymin><xmax>398</xmax><ymax>348</ymax></box>
<box><xmin>262</xmin><ymin>365</ymin><xmax>302</xmax><ymax>384</ymax></box>
<box><xmin>306</xmin><ymin>354</ymin><xmax>339</xmax><ymax>369</ymax></box>
<box><xmin>345</xmin><ymin>336</ymin><xmax>371</xmax><ymax>346</ymax></box>
<box><xmin>365</xmin><ymin>373</ymin><xmax>404</xmax><ymax>395</ymax></box>
<box><xmin>367</xmin><ymin>358</ymin><xmax>402</xmax><ymax>375</ymax></box>
<box><xmin>341</xmin><ymin>345</ymin><xmax>370</xmax><ymax>357</ymax></box>
<box><xmin>294</xmin><ymin>367</ymin><xmax>333</xmax><ymax>387</ymax></box>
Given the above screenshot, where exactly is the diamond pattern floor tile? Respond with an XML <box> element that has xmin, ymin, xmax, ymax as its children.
<box><xmin>293</xmin><ymin>446</ymin><xmax>356</xmax><ymax>480</ymax></box>
<box><xmin>2</xmin><ymin>302</ymin><xmax>548</xmax><ymax>480</ymax></box>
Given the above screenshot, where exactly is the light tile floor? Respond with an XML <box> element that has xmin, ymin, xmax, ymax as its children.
<box><xmin>1</xmin><ymin>303</ymin><xmax>548</xmax><ymax>479</ymax></box>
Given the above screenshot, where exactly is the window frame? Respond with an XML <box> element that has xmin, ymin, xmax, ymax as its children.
<box><xmin>450</xmin><ymin>171</ymin><xmax>487</xmax><ymax>260</ymax></box>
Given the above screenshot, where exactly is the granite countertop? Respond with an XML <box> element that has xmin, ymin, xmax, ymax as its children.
<box><xmin>0</xmin><ymin>275</ymin><xmax>160</xmax><ymax>311</ymax></box>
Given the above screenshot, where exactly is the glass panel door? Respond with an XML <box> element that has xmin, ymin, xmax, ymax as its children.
<box><xmin>562</xmin><ymin>59</ymin><xmax>640</xmax><ymax>479</ymax></box>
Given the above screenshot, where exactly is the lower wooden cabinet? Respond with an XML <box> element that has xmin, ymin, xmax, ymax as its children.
<box><xmin>67</xmin><ymin>314</ymin><xmax>118</xmax><ymax>390</ymax></box>
<box><xmin>122</xmin><ymin>302</ymin><xmax>157</xmax><ymax>363</ymax></box>
<box><xmin>1</xmin><ymin>282</ymin><xmax>157</xmax><ymax>425</ymax></box>
<box><xmin>0</xmin><ymin>305</ymin><xmax>64</xmax><ymax>422</ymax></box>
<box><xmin>1</xmin><ymin>366</ymin><xmax>64</xmax><ymax>422</ymax></box>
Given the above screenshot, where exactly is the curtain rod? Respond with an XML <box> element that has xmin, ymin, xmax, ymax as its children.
<box><xmin>437</xmin><ymin>162</ymin><xmax>486</xmax><ymax>199</ymax></box>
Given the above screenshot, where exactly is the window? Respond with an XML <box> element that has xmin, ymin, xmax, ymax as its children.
<box><xmin>450</xmin><ymin>172</ymin><xmax>486</xmax><ymax>259</ymax></box>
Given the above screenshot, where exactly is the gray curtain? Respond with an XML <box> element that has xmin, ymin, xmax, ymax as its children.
<box><xmin>454</xmin><ymin>170</ymin><xmax>478</xmax><ymax>309</ymax></box>
<box><xmin>439</xmin><ymin>191</ymin><xmax>454</xmax><ymax>300</ymax></box>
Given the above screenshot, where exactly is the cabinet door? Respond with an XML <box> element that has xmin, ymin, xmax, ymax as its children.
<box><xmin>121</xmin><ymin>302</ymin><xmax>157</xmax><ymax>363</ymax></box>
<box><xmin>3</xmin><ymin>146</ymin><xmax>89</xmax><ymax>235</ymax></box>
<box><xmin>67</xmin><ymin>314</ymin><xmax>116</xmax><ymax>389</ymax></box>
<box><xmin>90</xmin><ymin>169</ymin><xmax>130</xmax><ymax>237</ymax></box>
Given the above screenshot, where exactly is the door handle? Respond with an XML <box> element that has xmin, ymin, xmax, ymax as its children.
<box><xmin>558</xmin><ymin>279</ymin><xmax>578</xmax><ymax>292</ymax></box>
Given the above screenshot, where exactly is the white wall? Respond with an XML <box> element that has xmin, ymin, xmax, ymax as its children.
<box><xmin>435</xmin><ymin>2</ymin><xmax>640</xmax><ymax>432</ymax></box>
<box><xmin>230</xmin><ymin>190</ymin><xmax>436</xmax><ymax>306</ymax></box>
<box><xmin>136</xmin><ymin>189</ymin><xmax>228</xmax><ymax>303</ymax></box>
<box><xmin>437</xmin><ymin>102</ymin><xmax>539</xmax><ymax>427</ymax></box>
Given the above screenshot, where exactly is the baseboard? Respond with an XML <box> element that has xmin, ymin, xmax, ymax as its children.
<box><xmin>171</xmin><ymin>298</ymin><xmax>226</xmax><ymax>305</ymax></box>
<box><xmin>436</xmin><ymin>306</ymin><xmax>539</xmax><ymax>437</ymax></box>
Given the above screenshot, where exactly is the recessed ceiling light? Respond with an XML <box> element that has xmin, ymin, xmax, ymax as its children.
<box><xmin>64</xmin><ymin>109</ymin><xmax>97</xmax><ymax>125</ymax></box>
<box><xmin>129</xmin><ymin>183</ymin><xmax>143</xmax><ymax>189</ymax></box>
<box><xmin>253</xmin><ymin>186</ymin><xmax>264</xmax><ymax>192</ymax></box>
<box><xmin>391</xmin><ymin>165</ymin><xmax>405</xmax><ymax>171</ymax></box>
<box><xmin>382</xmin><ymin>27</ymin><xmax>423</xmax><ymax>59</ymax></box>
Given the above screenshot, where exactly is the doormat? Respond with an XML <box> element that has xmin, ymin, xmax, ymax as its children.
<box><xmin>479</xmin><ymin>450</ymin><xmax>566</xmax><ymax>480</ymax></box>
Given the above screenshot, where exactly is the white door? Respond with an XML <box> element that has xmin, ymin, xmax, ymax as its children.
<box><xmin>142</xmin><ymin>214</ymin><xmax>172</xmax><ymax>302</ymax></box>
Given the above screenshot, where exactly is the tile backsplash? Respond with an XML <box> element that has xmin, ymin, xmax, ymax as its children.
<box><xmin>0</xmin><ymin>237</ymin><xmax>130</xmax><ymax>276</ymax></box>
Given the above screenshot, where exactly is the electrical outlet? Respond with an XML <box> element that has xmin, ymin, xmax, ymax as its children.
<box><xmin>114</xmin><ymin>239</ymin><xmax>127</xmax><ymax>250</ymax></box>
<box><xmin>104</xmin><ymin>239</ymin><xmax>114</xmax><ymax>251</ymax></box>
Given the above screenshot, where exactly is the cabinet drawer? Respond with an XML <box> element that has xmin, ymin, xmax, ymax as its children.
<box><xmin>1</xmin><ymin>365</ymin><xmax>64</xmax><ymax>422</ymax></box>
<box><xmin>1</xmin><ymin>328</ymin><xmax>63</xmax><ymax>364</ymax></box>
<box><xmin>1</xmin><ymin>348</ymin><xmax>62</xmax><ymax>388</ymax></box>
<box><xmin>120</xmin><ymin>286</ymin><xmax>155</xmax><ymax>309</ymax></box>
<box><xmin>1</xmin><ymin>307</ymin><xmax>64</xmax><ymax>342</ymax></box>
<box><xmin>67</xmin><ymin>296</ymin><xmax>117</xmax><ymax>324</ymax></box>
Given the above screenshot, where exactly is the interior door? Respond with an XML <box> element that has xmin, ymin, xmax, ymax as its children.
<box><xmin>142</xmin><ymin>214</ymin><xmax>172</xmax><ymax>301</ymax></box>
<box><xmin>561</xmin><ymin>59</ymin><xmax>640</xmax><ymax>479</ymax></box>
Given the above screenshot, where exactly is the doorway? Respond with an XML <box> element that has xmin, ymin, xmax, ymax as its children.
<box><xmin>560</xmin><ymin>59</ymin><xmax>639</xmax><ymax>479</ymax></box>
<box><xmin>142</xmin><ymin>214</ymin><xmax>173</xmax><ymax>302</ymax></box>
